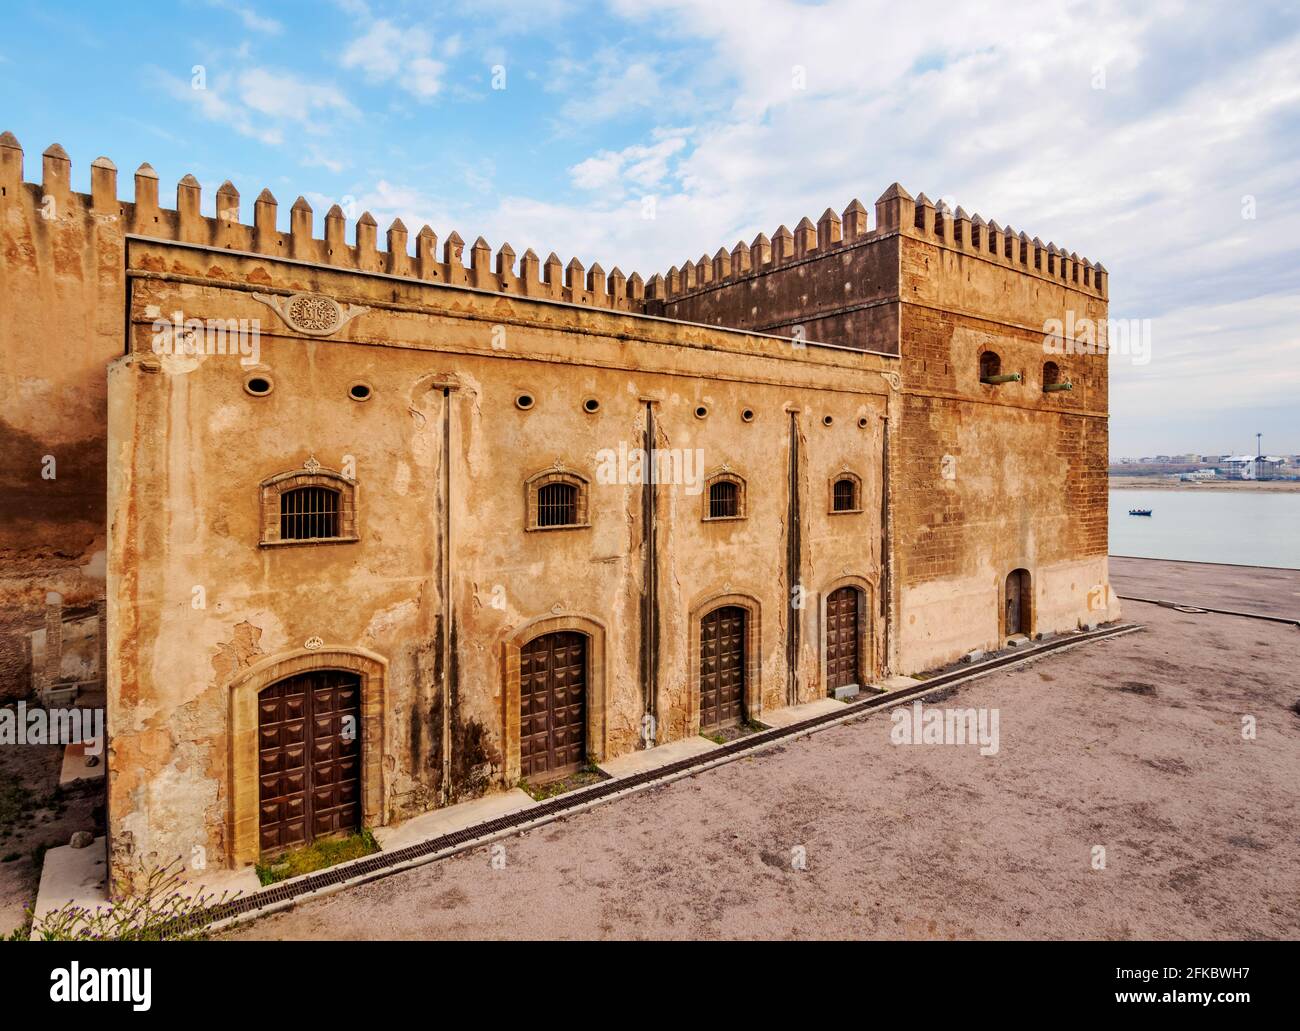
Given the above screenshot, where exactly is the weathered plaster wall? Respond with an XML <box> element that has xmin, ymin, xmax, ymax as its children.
<box><xmin>107</xmin><ymin>238</ymin><xmax>892</xmax><ymax>877</ymax></box>
<box><xmin>0</xmin><ymin>140</ymin><xmax>120</xmax><ymax>698</ymax></box>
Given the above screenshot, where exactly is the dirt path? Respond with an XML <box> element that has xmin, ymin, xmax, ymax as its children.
<box><xmin>226</xmin><ymin>586</ymin><xmax>1300</xmax><ymax>940</ymax></box>
<box><xmin>0</xmin><ymin>737</ymin><xmax>102</xmax><ymax>934</ymax></box>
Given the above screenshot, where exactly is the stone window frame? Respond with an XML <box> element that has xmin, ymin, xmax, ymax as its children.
<box><xmin>226</xmin><ymin>646</ymin><xmax>387</xmax><ymax>868</ymax></box>
<box><xmin>259</xmin><ymin>467</ymin><xmax>359</xmax><ymax>547</ymax></box>
<box><xmin>828</xmin><ymin>471</ymin><xmax>863</xmax><ymax>514</ymax></box>
<box><xmin>701</xmin><ymin>468</ymin><xmax>748</xmax><ymax>522</ymax></box>
<box><xmin>524</xmin><ymin>468</ymin><xmax>591</xmax><ymax>531</ymax></box>
<box><xmin>500</xmin><ymin>614</ymin><xmax>608</xmax><ymax>783</ymax></box>
<box><xmin>685</xmin><ymin>590</ymin><xmax>763</xmax><ymax>734</ymax></box>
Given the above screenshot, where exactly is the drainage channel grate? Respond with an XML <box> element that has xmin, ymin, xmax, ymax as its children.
<box><xmin>173</xmin><ymin>622</ymin><xmax>1140</xmax><ymax>935</ymax></box>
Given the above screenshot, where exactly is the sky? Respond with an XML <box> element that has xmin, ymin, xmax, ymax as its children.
<box><xmin>1</xmin><ymin>0</ymin><xmax>1297</xmax><ymax>458</ymax></box>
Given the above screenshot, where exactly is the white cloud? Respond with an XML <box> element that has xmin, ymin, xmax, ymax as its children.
<box><xmin>569</xmin><ymin>134</ymin><xmax>689</xmax><ymax>192</ymax></box>
<box><xmin>237</xmin><ymin>68</ymin><xmax>355</xmax><ymax>126</ymax></box>
<box><xmin>207</xmin><ymin>1</ymin><xmax>282</xmax><ymax>34</ymax></box>
<box><xmin>157</xmin><ymin>64</ymin><xmax>356</xmax><ymax>147</ymax></box>
<box><xmin>407</xmin><ymin>57</ymin><xmax>446</xmax><ymax>98</ymax></box>
<box><xmin>341</xmin><ymin>19</ymin><xmax>447</xmax><ymax>100</ymax></box>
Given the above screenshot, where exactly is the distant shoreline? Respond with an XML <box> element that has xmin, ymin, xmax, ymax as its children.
<box><xmin>1109</xmin><ymin>475</ymin><xmax>1300</xmax><ymax>493</ymax></box>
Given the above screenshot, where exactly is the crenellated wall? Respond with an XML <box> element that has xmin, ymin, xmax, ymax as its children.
<box><xmin>657</xmin><ymin>182</ymin><xmax>1106</xmax><ymax>354</ymax></box>
<box><xmin>0</xmin><ymin>133</ymin><xmax>666</xmax><ymax>697</ymax></box>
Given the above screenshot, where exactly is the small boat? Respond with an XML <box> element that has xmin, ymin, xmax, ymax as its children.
<box><xmin>1128</xmin><ymin>508</ymin><xmax>1153</xmax><ymax>516</ymax></box>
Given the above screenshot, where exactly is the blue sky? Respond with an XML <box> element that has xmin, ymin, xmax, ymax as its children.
<box><xmin>2</xmin><ymin>0</ymin><xmax>1298</xmax><ymax>457</ymax></box>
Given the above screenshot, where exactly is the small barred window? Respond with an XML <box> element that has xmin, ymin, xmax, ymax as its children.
<box><xmin>280</xmin><ymin>486</ymin><xmax>340</xmax><ymax>540</ymax></box>
<box><xmin>525</xmin><ymin>470</ymin><xmax>590</xmax><ymax>531</ymax></box>
<box><xmin>259</xmin><ymin>463</ymin><xmax>358</xmax><ymax>547</ymax></box>
<box><xmin>702</xmin><ymin>471</ymin><xmax>746</xmax><ymax>521</ymax></box>
<box><xmin>537</xmin><ymin>482</ymin><xmax>579</xmax><ymax>528</ymax></box>
<box><xmin>829</xmin><ymin>472</ymin><xmax>862</xmax><ymax>514</ymax></box>
<box><xmin>709</xmin><ymin>480</ymin><xmax>739</xmax><ymax>519</ymax></box>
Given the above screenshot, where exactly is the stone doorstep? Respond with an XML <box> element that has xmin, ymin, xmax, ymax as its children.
<box><xmin>177</xmin><ymin>864</ymin><xmax>263</xmax><ymax>902</ymax></box>
<box><xmin>596</xmin><ymin>735</ymin><xmax>719</xmax><ymax>779</ymax></box>
<box><xmin>58</xmin><ymin>739</ymin><xmax>106</xmax><ymax>787</ymax></box>
<box><xmin>175</xmin><ymin>788</ymin><xmax>543</xmax><ymax>908</ymax></box>
<box><xmin>372</xmin><ymin>787</ymin><xmax>538</xmax><ymax>853</ymax></box>
<box><xmin>30</xmin><ymin>835</ymin><xmax>109</xmax><ymax>937</ymax></box>
<box><xmin>873</xmin><ymin>675</ymin><xmax>923</xmax><ymax>693</ymax></box>
<box><xmin>756</xmin><ymin>696</ymin><xmax>846</xmax><ymax>729</ymax></box>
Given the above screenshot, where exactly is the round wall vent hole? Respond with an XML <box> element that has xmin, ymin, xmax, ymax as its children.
<box><xmin>244</xmin><ymin>375</ymin><xmax>273</xmax><ymax>397</ymax></box>
<box><xmin>583</xmin><ymin>398</ymin><xmax>600</xmax><ymax>413</ymax></box>
<box><xmin>515</xmin><ymin>394</ymin><xmax>535</xmax><ymax>410</ymax></box>
<box><xmin>349</xmin><ymin>383</ymin><xmax>372</xmax><ymax>402</ymax></box>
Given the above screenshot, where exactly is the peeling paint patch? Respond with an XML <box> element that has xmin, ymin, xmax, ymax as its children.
<box><xmin>211</xmin><ymin>621</ymin><xmax>264</xmax><ymax>683</ymax></box>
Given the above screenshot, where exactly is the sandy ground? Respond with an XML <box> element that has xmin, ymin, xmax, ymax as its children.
<box><xmin>1110</xmin><ymin>556</ymin><xmax>1300</xmax><ymax>620</ymax></box>
<box><xmin>1111</xmin><ymin>476</ymin><xmax>1300</xmax><ymax>492</ymax></box>
<box><xmin>226</xmin><ymin>560</ymin><xmax>1300</xmax><ymax>941</ymax></box>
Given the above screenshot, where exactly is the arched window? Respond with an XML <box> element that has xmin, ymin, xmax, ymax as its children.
<box><xmin>525</xmin><ymin>469</ymin><xmax>590</xmax><ymax>531</ymax></box>
<box><xmin>829</xmin><ymin>473</ymin><xmax>862</xmax><ymax>514</ymax></box>
<box><xmin>259</xmin><ymin>462</ymin><xmax>358</xmax><ymax>547</ymax></box>
<box><xmin>1042</xmin><ymin>361</ymin><xmax>1061</xmax><ymax>387</ymax></box>
<box><xmin>703</xmin><ymin>470</ymin><xmax>746</xmax><ymax>521</ymax></box>
<box><xmin>979</xmin><ymin>351</ymin><xmax>1001</xmax><ymax>382</ymax></box>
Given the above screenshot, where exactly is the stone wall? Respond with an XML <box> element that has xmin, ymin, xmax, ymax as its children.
<box><xmin>106</xmin><ymin>236</ymin><xmax>893</xmax><ymax>876</ymax></box>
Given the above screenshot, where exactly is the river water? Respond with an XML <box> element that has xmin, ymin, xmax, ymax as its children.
<box><xmin>1109</xmin><ymin>488</ymin><xmax>1300</xmax><ymax>569</ymax></box>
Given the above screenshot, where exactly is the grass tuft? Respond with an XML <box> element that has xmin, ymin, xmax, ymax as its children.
<box><xmin>254</xmin><ymin>828</ymin><xmax>380</xmax><ymax>886</ymax></box>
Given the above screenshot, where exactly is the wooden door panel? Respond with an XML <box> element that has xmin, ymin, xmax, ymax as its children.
<box><xmin>701</xmin><ymin>607</ymin><xmax>745</xmax><ymax>729</ymax></box>
<box><xmin>519</xmin><ymin>633</ymin><xmax>587</xmax><ymax>780</ymax></box>
<box><xmin>258</xmin><ymin>670</ymin><xmax>361</xmax><ymax>855</ymax></box>
<box><xmin>826</xmin><ymin>586</ymin><xmax>860</xmax><ymax>690</ymax></box>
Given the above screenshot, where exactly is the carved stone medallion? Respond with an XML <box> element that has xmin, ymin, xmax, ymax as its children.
<box><xmin>253</xmin><ymin>291</ymin><xmax>368</xmax><ymax>337</ymax></box>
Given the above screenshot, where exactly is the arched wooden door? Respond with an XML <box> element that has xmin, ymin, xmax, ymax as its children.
<box><xmin>519</xmin><ymin>631</ymin><xmax>587</xmax><ymax>780</ymax></box>
<box><xmin>825</xmin><ymin>586</ymin><xmax>861</xmax><ymax>692</ymax></box>
<box><xmin>1005</xmin><ymin>569</ymin><xmax>1031</xmax><ymax>637</ymax></box>
<box><xmin>700</xmin><ymin>606</ymin><xmax>746</xmax><ymax>730</ymax></box>
<box><xmin>258</xmin><ymin>670</ymin><xmax>361</xmax><ymax>855</ymax></box>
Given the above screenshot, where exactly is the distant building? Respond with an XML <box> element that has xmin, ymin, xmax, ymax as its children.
<box><xmin>1220</xmin><ymin>456</ymin><xmax>1258</xmax><ymax>480</ymax></box>
<box><xmin>1256</xmin><ymin>456</ymin><xmax>1287</xmax><ymax>480</ymax></box>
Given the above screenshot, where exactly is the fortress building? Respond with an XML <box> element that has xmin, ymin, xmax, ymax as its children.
<box><xmin>0</xmin><ymin>133</ymin><xmax>1117</xmax><ymax>883</ymax></box>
